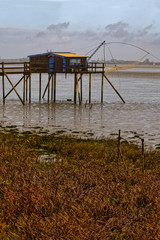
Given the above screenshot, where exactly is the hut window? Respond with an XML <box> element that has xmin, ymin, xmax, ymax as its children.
<box><xmin>69</xmin><ymin>58</ymin><xmax>81</xmax><ymax>65</ymax></box>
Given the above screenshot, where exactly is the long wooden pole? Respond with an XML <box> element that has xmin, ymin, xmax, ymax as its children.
<box><xmin>29</xmin><ymin>63</ymin><xmax>31</xmax><ymax>103</ymax></box>
<box><xmin>76</xmin><ymin>74</ymin><xmax>81</xmax><ymax>104</ymax></box>
<box><xmin>80</xmin><ymin>73</ymin><xmax>82</xmax><ymax>102</ymax></box>
<box><xmin>42</xmin><ymin>75</ymin><xmax>51</xmax><ymax>99</ymax></box>
<box><xmin>48</xmin><ymin>74</ymin><xmax>50</xmax><ymax>103</ymax></box>
<box><xmin>2</xmin><ymin>63</ymin><xmax>5</xmax><ymax>104</ymax></box>
<box><xmin>51</xmin><ymin>74</ymin><xmax>53</xmax><ymax>102</ymax></box>
<box><xmin>23</xmin><ymin>63</ymin><xmax>26</xmax><ymax>103</ymax></box>
<box><xmin>39</xmin><ymin>73</ymin><xmax>41</xmax><ymax>102</ymax></box>
<box><xmin>101</xmin><ymin>73</ymin><xmax>104</xmax><ymax>103</ymax></box>
<box><xmin>26</xmin><ymin>75</ymin><xmax>28</xmax><ymax>102</ymax></box>
<box><xmin>74</xmin><ymin>73</ymin><xmax>77</xmax><ymax>104</ymax></box>
<box><xmin>103</xmin><ymin>73</ymin><xmax>125</xmax><ymax>103</ymax></box>
<box><xmin>89</xmin><ymin>73</ymin><xmax>91</xmax><ymax>104</ymax></box>
<box><xmin>54</xmin><ymin>73</ymin><xmax>56</xmax><ymax>102</ymax></box>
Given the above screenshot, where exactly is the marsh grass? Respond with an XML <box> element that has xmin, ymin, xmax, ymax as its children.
<box><xmin>0</xmin><ymin>131</ymin><xmax>159</xmax><ymax>239</ymax></box>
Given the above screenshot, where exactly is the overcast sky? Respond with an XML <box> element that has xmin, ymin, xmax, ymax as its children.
<box><xmin>0</xmin><ymin>0</ymin><xmax>160</xmax><ymax>60</ymax></box>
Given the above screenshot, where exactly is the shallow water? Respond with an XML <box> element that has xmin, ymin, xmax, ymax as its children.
<box><xmin>0</xmin><ymin>68</ymin><xmax>160</xmax><ymax>149</ymax></box>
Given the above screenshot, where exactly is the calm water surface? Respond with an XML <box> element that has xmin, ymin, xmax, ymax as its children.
<box><xmin>0</xmin><ymin>69</ymin><xmax>160</xmax><ymax>148</ymax></box>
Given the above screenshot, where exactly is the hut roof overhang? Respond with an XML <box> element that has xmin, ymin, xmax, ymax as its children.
<box><xmin>28</xmin><ymin>52</ymin><xmax>87</xmax><ymax>58</ymax></box>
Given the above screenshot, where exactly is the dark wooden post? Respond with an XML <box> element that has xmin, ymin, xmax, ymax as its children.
<box><xmin>74</xmin><ymin>73</ymin><xmax>77</xmax><ymax>104</ymax></box>
<box><xmin>23</xmin><ymin>63</ymin><xmax>26</xmax><ymax>103</ymax></box>
<box><xmin>101</xmin><ymin>73</ymin><xmax>104</xmax><ymax>103</ymax></box>
<box><xmin>54</xmin><ymin>73</ymin><xmax>56</xmax><ymax>102</ymax></box>
<box><xmin>80</xmin><ymin>73</ymin><xmax>83</xmax><ymax>102</ymax></box>
<box><xmin>39</xmin><ymin>73</ymin><xmax>41</xmax><ymax>102</ymax></box>
<box><xmin>142</xmin><ymin>138</ymin><xmax>145</xmax><ymax>173</ymax></box>
<box><xmin>48</xmin><ymin>74</ymin><xmax>50</xmax><ymax>103</ymax></box>
<box><xmin>2</xmin><ymin>62</ymin><xmax>5</xmax><ymax>104</ymax></box>
<box><xmin>117</xmin><ymin>129</ymin><xmax>121</xmax><ymax>164</ymax></box>
<box><xmin>89</xmin><ymin>73</ymin><xmax>91</xmax><ymax>104</ymax></box>
<box><xmin>29</xmin><ymin>63</ymin><xmax>31</xmax><ymax>103</ymax></box>
<box><xmin>51</xmin><ymin>74</ymin><xmax>53</xmax><ymax>102</ymax></box>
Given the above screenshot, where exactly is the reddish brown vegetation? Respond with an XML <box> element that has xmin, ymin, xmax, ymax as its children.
<box><xmin>0</xmin><ymin>133</ymin><xmax>160</xmax><ymax>239</ymax></box>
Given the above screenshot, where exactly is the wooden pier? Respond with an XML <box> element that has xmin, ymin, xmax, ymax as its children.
<box><xmin>0</xmin><ymin>61</ymin><xmax>125</xmax><ymax>105</ymax></box>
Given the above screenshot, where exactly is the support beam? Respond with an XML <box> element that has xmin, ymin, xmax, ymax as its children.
<box><xmin>54</xmin><ymin>73</ymin><xmax>56</xmax><ymax>102</ymax></box>
<box><xmin>101</xmin><ymin>73</ymin><xmax>104</xmax><ymax>103</ymax></box>
<box><xmin>89</xmin><ymin>73</ymin><xmax>91</xmax><ymax>104</ymax></box>
<box><xmin>74</xmin><ymin>73</ymin><xmax>77</xmax><ymax>104</ymax></box>
<box><xmin>29</xmin><ymin>63</ymin><xmax>31</xmax><ymax>103</ymax></box>
<box><xmin>103</xmin><ymin>73</ymin><xmax>125</xmax><ymax>103</ymax></box>
<box><xmin>2</xmin><ymin>63</ymin><xmax>5</xmax><ymax>104</ymax></box>
<box><xmin>76</xmin><ymin>74</ymin><xmax>81</xmax><ymax>105</ymax></box>
<box><xmin>39</xmin><ymin>73</ymin><xmax>41</xmax><ymax>102</ymax></box>
<box><xmin>4</xmin><ymin>71</ymin><xmax>24</xmax><ymax>105</ymax></box>
<box><xmin>26</xmin><ymin>75</ymin><xmax>28</xmax><ymax>102</ymax></box>
<box><xmin>42</xmin><ymin>74</ymin><xmax>51</xmax><ymax>99</ymax></box>
<box><xmin>51</xmin><ymin>74</ymin><xmax>53</xmax><ymax>102</ymax></box>
<box><xmin>48</xmin><ymin>74</ymin><xmax>50</xmax><ymax>103</ymax></box>
<box><xmin>80</xmin><ymin>74</ymin><xmax>83</xmax><ymax>102</ymax></box>
<box><xmin>23</xmin><ymin>74</ymin><xmax>25</xmax><ymax>103</ymax></box>
<box><xmin>5</xmin><ymin>75</ymin><xmax>25</xmax><ymax>99</ymax></box>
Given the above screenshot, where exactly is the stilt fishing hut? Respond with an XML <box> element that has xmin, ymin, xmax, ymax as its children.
<box><xmin>0</xmin><ymin>42</ymin><xmax>126</xmax><ymax>105</ymax></box>
<box><xmin>28</xmin><ymin>52</ymin><xmax>87</xmax><ymax>73</ymax></box>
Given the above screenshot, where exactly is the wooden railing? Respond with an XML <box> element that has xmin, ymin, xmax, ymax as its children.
<box><xmin>0</xmin><ymin>62</ymin><xmax>105</xmax><ymax>74</ymax></box>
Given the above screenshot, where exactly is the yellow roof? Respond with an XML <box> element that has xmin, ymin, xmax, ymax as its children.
<box><xmin>52</xmin><ymin>52</ymin><xmax>86</xmax><ymax>58</ymax></box>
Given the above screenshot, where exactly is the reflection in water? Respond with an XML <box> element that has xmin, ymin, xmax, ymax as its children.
<box><xmin>0</xmin><ymin>101</ymin><xmax>160</xmax><ymax>148</ymax></box>
<box><xmin>0</xmin><ymin>69</ymin><xmax>160</xmax><ymax>148</ymax></box>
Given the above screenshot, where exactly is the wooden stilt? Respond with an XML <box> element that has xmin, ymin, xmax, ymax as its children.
<box><xmin>101</xmin><ymin>73</ymin><xmax>104</xmax><ymax>103</ymax></box>
<box><xmin>103</xmin><ymin>73</ymin><xmax>125</xmax><ymax>103</ymax></box>
<box><xmin>26</xmin><ymin>75</ymin><xmax>28</xmax><ymax>102</ymax></box>
<box><xmin>54</xmin><ymin>73</ymin><xmax>56</xmax><ymax>102</ymax></box>
<box><xmin>39</xmin><ymin>73</ymin><xmax>41</xmax><ymax>102</ymax></box>
<box><xmin>42</xmin><ymin>74</ymin><xmax>51</xmax><ymax>99</ymax></box>
<box><xmin>51</xmin><ymin>74</ymin><xmax>53</xmax><ymax>102</ymax></box>
<box><xmin>89</xmin><ymin>73</ymin><xmax>91</xmax><ymax>104</ymax></box>
<box><xmin>29</xmin><ymin>63</ymin><xmax>31</xmax><ymax>103</ymax></box>
<box><xmin>2</xmin><ymin>63</ymin><xmax>5</xmax><ymax>104</ymax></box>
<box><xmin>23</xmin><ymin>74</ymin><xmax>25</xmax><ymax>103</ymax></box>
<box><xmin>80</xmin><ymin>73</ymin><xmax>83</xmax><ymax>102</ymax></box>
<box><xmin>23</xmin><ymin>63</ymin><xmax>26</xmax><ymax>103</ymax></box>
<box><xmin>76</xmin><ymin>74</ymin><xmax>81</xmax><ymax>104</ymax></box>
<box><xmin>48</xmin><ymin>74</ymin><xmax>50</xmax><ymax>103</ymax></box>
<box><xmin>74</xmin><ymin>73</ymin><xmax>77</xmax><ymax>104</ymax></box>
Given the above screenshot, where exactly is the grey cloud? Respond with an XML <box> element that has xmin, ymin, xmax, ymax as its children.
<box><xmin>137</xmin><ymin>24</ymin><xmax>153</xmax><ymax>37</ymax></box>
<box><xmin>0</xmin><ymin>22</ymin><xmax>159</xmax><ymax>59</ymax></box>
<box><xmin>47</xmin><ymin>22</ymin><xmax>69</xmax><ymax>31</ymax></box>
<box><xmin>36</xmin><ymin>31</ymin><xmax>46</xmax><ymax>38</ymax></box>
<box><xmin>105</xmin><ymin>21</ymin><xmax>129</xmax><ymax>39</ymax></box>
<box><xmin>105</xmin><ymin>21</ymin><xmax>129</xmax><ymax>31</ymax></box>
